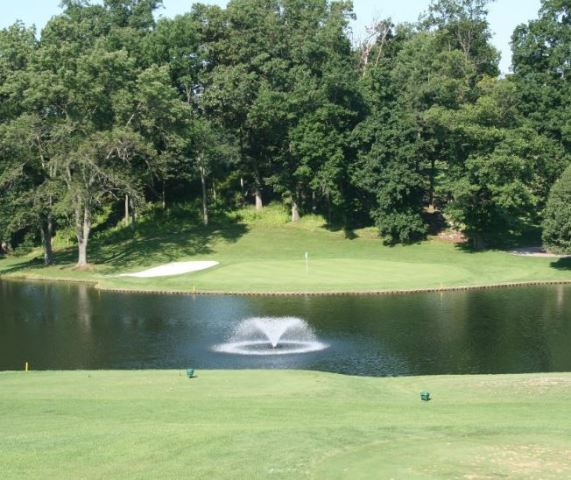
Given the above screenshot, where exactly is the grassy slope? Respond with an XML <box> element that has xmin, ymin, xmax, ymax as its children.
<box><xmin>0</xmin><ymin>207</ymin><xmax>569</xmax><ymax>293</ymax></box>
<box><xmin>1</xmin><ymin>370</ymin><xmax>570</xmax><ymax>479</ymax></box>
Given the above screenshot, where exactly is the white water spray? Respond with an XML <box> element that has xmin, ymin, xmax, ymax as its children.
<box><xmin>213</xmin><ymin>316</ymin><xmax>328</xmax><ymax>355</ymax></box>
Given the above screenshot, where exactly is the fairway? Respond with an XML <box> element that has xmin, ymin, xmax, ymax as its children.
<box><xmin>1</xmin><ymin>370</ymin><xmax>570</xmax><ymax>479</ymax></box>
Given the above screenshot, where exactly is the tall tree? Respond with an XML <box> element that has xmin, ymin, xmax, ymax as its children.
<box><xmin>353</xmin><ymin>24</ymin><xmax>428</xmax><ymax>242</ymax></box>
<box><xmin>429</xmin><ymin>77</ymin><xmax>567</xmax><ymax>247</ymax></box>
<box><xmin>0</xmin><ymin>115</ymin><xmax>65</xmax><ymax>264</ymax></box>
<box><xmin>0</xmin><ymin>23</ymin><xmax>63</xmax><ymax>263</ymax></box>
<box><xmin>512</xmin><ymin>0</ymin><xmax>571</xmax><ymax>149</ymax></box>
<box><xmin>32</xmin><ymin>0</ymin><xmax>169</xmax><ymax>266</ymax></box>
<box><xmin>200</xmin><ymin>0</ymin><xmax>361</xmax><ymax>220</ymax></box>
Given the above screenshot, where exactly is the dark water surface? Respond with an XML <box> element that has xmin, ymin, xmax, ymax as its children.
<box><xmin>1</xmin><ymin>280</ymin><xmax>570</xmax><ymax>376</ymax></box>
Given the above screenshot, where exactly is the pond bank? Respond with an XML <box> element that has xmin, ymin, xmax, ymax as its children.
<box><xmin>98</xmin><ymin>279</ymin><xmax>571</xmax><ymax>296</ymax></box>
<box><xmin>3</xmin><ymin>271</ymin><xmax>571</xmax><ymax>297</ymax></box>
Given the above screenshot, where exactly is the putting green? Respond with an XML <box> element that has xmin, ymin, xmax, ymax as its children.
<box><xmin>165</xmin><ymin>258</ymin><xmax>473</xmax><ymax>291</ymax></box>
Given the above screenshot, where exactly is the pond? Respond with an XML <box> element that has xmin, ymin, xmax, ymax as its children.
<box><xmin>1</xmin><ymin>280</ymin><xmax>570</xmax><ymax>376</ymax></box>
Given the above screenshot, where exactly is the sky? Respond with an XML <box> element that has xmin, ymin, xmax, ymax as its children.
<box><xmin>0</xmin><ymin>0</ymin><xmax>543</xmax><ymax>74</ymax></box>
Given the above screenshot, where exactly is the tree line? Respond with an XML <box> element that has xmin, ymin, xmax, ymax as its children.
<box><xmin>0</xmin><ymin>0</ymin><xmax>569</xmax><ymax>266</ymax></box>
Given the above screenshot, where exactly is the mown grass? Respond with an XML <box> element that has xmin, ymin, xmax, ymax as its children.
<box><xmin>0</xmin><ymin>204</ymin><xmax>569</xmax><ymax>293</ymax></box>
<box><xmin>0</xmin><ymin>370</ymin><xmax>570</xmax><ymax>479</ymax></box>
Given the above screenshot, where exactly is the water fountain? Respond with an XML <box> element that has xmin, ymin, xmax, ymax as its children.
<box><xmin>213</xmin><ymin>316</ymin><xmax>328</xmax><ymax>355</ymax></box>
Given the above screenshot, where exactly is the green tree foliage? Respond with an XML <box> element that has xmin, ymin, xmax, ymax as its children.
<box><xmin>21</xmin><ymin>0</ymin><xmax>182</xmax><ymax>265</ymax></box>
<box><xmin>353</xmin><ymin>24</ymin><xmax>428</xmax><ymax>243</ymax></box>
<box><xmin>0</xmin><ymin>23</ymin><xmax>62</xmax><ymax>263</ymax></box>
<box><xmin>353</xmin><ymin>1</ymin><xmax>500</xmax><ymax>243</ymax></box>
<box><xmin>512</xmin><ymin>0</ymin><xmax>571</xmax><ymax>148</ymax></box>
<box><xmin>199</xmin><ymin>0</ymin><xmax>362</xmax><ymax>220</ymax></box>
<box><xmin>1</xmin><ymin>0</ymin><xmax>570</xmax><ymax>262</ymax></box>
<box><xmin>543</xmin><ymin>164</ymin><xmax>571</xmax><ymax>254</ymax></box>
<box><xmin>0</xmin><ymin>114</ymin><xmax>64</xmax><ymax>264</ymax></box>
<box><xmin>424</xmin><ymin>0</ymin><xmax>499</xmax><ymax>81</ymax></box>
<box><xmin>429</xmin><ymin>77</ymin><xmax>567</xmax><ymax>247</ymax></box>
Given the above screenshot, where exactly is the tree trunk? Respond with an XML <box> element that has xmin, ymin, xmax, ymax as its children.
<box><xmin>130</xmin><ymin>197</ymin><xmax>136</xmax><ymax>228</ymax></box>
<box><xmin>255</xmin><ymin>187</ymin><xmax>263</xmax><ymax>211</ymax></box>
<box><xmin>472</xmin><ymin>233</ymin><xmax>486</xmax><ymax>250</ymax></box>
<box><xmin>78</xmin><ymin>238</ymin><xmax>88</xmax><ymax>267</ymax></box>
<box><xmin>291</xmin><ymin>201</ymin><xmax>300</xmax><ymax>222</ymax></box>
<box><xmin>240</xmin><ymin>176</ymin><xmax>245</xmax><ymax>198</ymax></box>
<box><xmin>429</xmin><ymin>157</ymin><xmax>436</xmax><ymax>209</ymax></box>
<box><xmin>76</xmin><ymin>204</ymin><xmax>91</xmax><ymax>267</ymax></box>
<box><xmin>161</xmin><ymin>181</ymin><xmax>166</xmax><ymax>209</ymax></box>
<box><xmin>200</xmin><ymin>165</ymin><xmax>209</xmax><ymax>226</ymax></box>
<box><xmin>124</xmin><ymin>194</ymin><xmax>130</xmax><ymax>226</ymax></box>
<box><xmin>40</xmin><ymin>216</ymin><xmax>54</xmax><ymax>266</ymax></box>
<box><xmin>253</xmin><ymin>164</ymin><xmax>263</xmax><ymax>211</ymax></box>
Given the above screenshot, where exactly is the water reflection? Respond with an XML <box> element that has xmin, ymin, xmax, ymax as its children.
<box><xmin>0</xmin><ymin>280</ymin><xmax>570</xmax><ymax>376</ymax></box>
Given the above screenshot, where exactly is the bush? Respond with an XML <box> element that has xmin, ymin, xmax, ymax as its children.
<box><xmin>542</xmin><ymin>164</ymin><xmax>571</xmax><ymax>254</ymax></box>
<box><xmin>374</xmin><ymin>208</ymin><xmax>427</xmax><ymax>244</ymax></box>
<box><xmin>234</xmin><ymin>203</ymin><xmax>289</xmax><ymax>225</ymax></box>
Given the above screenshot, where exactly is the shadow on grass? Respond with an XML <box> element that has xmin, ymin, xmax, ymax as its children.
<box><xmin>2</xmin><ymin>211</ymin><xmax>249</xmax><ymax>276</ymax></box>
<box><xmin>422</xmin><ymin>210</ymin><xmax>447</xmax><ymax>236</ymax></box>
<box><xmin>550</xmin><ymin>257</ymin><xmax>571</xmax><ymax>271</ymax></box>
<box><xmin>322</xmin><ymin>221</ymin><xmax>367</xmax><ymax>240</ymax></box>
<box><xmin>91</xmin><ymin>213</ymin><xmax>248</xmax><ymax>273</ymax></box>
<box><xmin>453</xmin><ymin>242</ymin><xmax>481</xmax><ymax>254</ymax></box>
<box><xmin>0</xmin><ymin>255</ymin><xmax>47</xmax><ymax>276</ymax></box>
<box><xmin>449</xmin><ymin>222</ymin><xmax>546</xmax><ymax>255</ymax></box>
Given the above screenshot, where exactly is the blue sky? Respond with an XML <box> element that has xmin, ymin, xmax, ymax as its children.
<box><xmin>1</xmin><ymin>0</ymin><xmax>542</xmax><ymax>73</ymax></box>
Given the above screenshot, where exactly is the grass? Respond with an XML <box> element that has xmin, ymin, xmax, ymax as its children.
<box><xmin>0</xmin><ymin>204</ymin><xmax>570</xmax><ymax>293</ymax></box>
<box><xmin>1</xmin><ymin>369</ymin><xmax>570</xmax><ymax>479</ymax></box>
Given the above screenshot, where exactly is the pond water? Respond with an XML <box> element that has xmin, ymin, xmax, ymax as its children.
<box><xmin>1</xmin><ymin>280</ymin><xmax>570</xmax><ymax>376</ymax></box>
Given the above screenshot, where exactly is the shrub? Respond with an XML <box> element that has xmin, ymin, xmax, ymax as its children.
<box><xmin>542</xmin><ymin>164</ymin><xmax>571</xmax><ymax>254</ymax></box>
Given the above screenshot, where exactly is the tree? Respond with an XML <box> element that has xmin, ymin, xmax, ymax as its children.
<box><xmin>429</xmin><ymin>77</ymin><xmax>566</xmax><ymax>247</ymax></box>
<box><xmin>59</xmin><ymin>128</ymin><xmax>151</xmax><ymax>265</ymax></box>
<box><xmin>199</xmin><ymin>0</ymin><xmax>361</xmax><ymax>220</ymax></box>
<box><xmin>198</xmin><ymin>0</ymin><xmax>277</xmax><ymax>210</ymax></box>
<box><xmin>0</xmin><ymin>23</ymin><xmax>63</xmax><ymax>263</ymax></box>
<box><xmin>189</xmin><ymin>118</ymin><xmax>237</xmax><ymax>226</ymax></box>
<box><xmin>352</xmin><ymin>23</ymin><xmax>428</xmax><ymax>243</ymax></box>
<box><xmin>283</xmin><ymin>0</ymin><xmax>364</xmax><ymax>224</ymax></box>
<box><xmin>423</xmin><ymin>0</ymin><xmax>499</xmax><ymax>81</ymax></box>
<box><xmin>0</xmin><ymin>115</ymin><xmax>66</xmax><ymax>264</ymax></box>
<box><xmin>30</xmin><ymin>0</ymin><xmax>168</xmax><ymax>266</ymax></box>
<box><xmin>353</xmin><ymin>0</ymin><xmax>501</xmax><ymax>243</ymax></box>
<box><xmin>542</xmin><ymin>164</ymin><xmax>571</xmax><ymax>254</ymax></box>
<box><xmin>512</xmin><ymin>0</ymin><xmax>571</xmax><ymax>148</ymax></box>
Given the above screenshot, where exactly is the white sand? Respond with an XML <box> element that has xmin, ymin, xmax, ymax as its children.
<box><xmin>118</xmin><ymin>261</ymin><xmax>219</xmax><ymax>278</ymax></box>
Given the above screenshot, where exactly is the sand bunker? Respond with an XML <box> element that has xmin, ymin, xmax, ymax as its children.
<box><xmin>118</xmin><ymin>261</ymin><xmax>218</xmax><ymax>278</ymax></box>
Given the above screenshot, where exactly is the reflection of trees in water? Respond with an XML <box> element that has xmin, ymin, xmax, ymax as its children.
<box><xmin>462</xmin><ymin>287</ymin><xmax>571</xmax><ymax>373</ymax></box>
<box><xmin>557</xmin><ymin>284</ymin><xmax>565</xmax><ymax>309</ymax></box>
<box><xmin>282</xmin><ymin>287</ymin><xmax>571</xmax><ymax>375</ymax></box>
<box><xmin>77</xmin><ymin>284</ymin><xmax>92</xmax><ymax>332</ymax></box>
